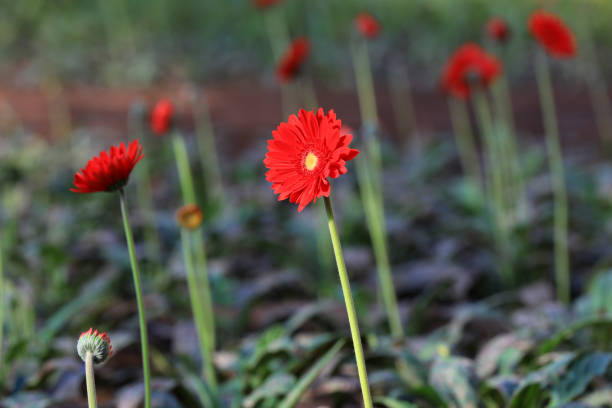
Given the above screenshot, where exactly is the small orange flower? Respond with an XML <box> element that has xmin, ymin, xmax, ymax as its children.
<box><xmin>77</xmin><ymin>328</ymin><xmax>113</xmax><ymax>364</ymax></box>
<box><xmin>176</xmin><ymin>204</ymin><xmax>204</xmax><ymax>230</ymax></box>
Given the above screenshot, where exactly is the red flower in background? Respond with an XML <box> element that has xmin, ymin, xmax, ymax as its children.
<box><xmin>264</xmin><ymin>108</ymin><xmax>359</xmax><ymax>212</ymax></box>
<box><xmin>151</xmin><ymin>99</ymin><xmax>173</xmax><ymax>135</ymax></box>
<box><xmin>252</xmin><ymin>0</ymin><xmax>283</xmax><ymax>9</ymax></box>
<box><xmin>276</xmin><ymin>38</ymin><xmax>310</xmax><ymax>83</ymax></box>
<box><xmin>354</xmin><ymin>13</ymin><xmax>381</xmax><ymax>39</ymax></box>
<box><xmin>528</xmin><ymin>10</ymin><xmax>577</xmax><ymax>58</ymax></box>
<box><xmin>71</xmin><ymin>140</ymin><xmax>144</xmax><ymax>193</ymax></box>
<box><xmin>441</xmin><ymin>43</ymin><xmax>502</xmax><ymax>99</ymax></box>
<box><xmin>486</xmin><ymin>17</ymin><xmax>510</xmax><ymax>43</ymax></box>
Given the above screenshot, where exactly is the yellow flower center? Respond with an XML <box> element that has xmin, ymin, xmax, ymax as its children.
<box><xmin>304</xmin><ymin>152</ymin><xmax>318</xmax><ymax>171</ymax></box>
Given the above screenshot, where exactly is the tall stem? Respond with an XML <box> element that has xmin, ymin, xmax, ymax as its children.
<box><xmin>448</xmin><ymin>97</ymin><xmax>482</xmax><ymax>188</ymax></box>
<box><xmin>180</xmin><ymin>229</ymin><xmax>217</xmax><ymax>393</ymax></box>
<box><xmin>119</xmin><ymin>189</ymin><xmax>151</xmax><ymax>408</ymax></box>
<box><xmin>535</xmin><ymin>52</ymin><xmax>570</xmax><ymax>304</ymax></box>
<box><xmin>172</xmin><ymin>133</ymin><xmax>197</xmax><ymax>204</ymax></box>
<box><xmin>473</xmin><ymin>90</ymin><xmax>513</xmax><ymax>285</ymax></box>
<box><xmin>356</xmin><ymin>156</ymin><xmax>403</xmax><ymax>339</ymax></box>
<box><xmin>323</xmin><ymin>196</ymin><xmax>373</xmax><ymax>408</ymax></box>
<box><xmin>85</xmin><ymin>352</ymin><xmax>98</xmax><ymax>408</ymax></box>
<box><xmin>0</xmin><ymin>241</ymin><xmax>4</xmax><ymax>382</ymax></box>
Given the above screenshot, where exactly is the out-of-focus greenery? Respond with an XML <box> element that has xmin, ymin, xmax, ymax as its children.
<box><xmin>2</xmin><ymin>0</ymin><xmax>612</xmax><ymax>85</ymax></box>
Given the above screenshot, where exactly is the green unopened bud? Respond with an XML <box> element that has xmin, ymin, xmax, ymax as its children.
<box><xmin>77</xmin><ymin>328</ymin><xmax>113</xmax><ymax>364</ymax></box>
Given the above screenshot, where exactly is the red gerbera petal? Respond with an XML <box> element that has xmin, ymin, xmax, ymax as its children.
<box><xmin>264</xmin><ymin>108</ymin><xmax>359</xmax><ymax>212</ymax></box>
<box><xmin>354</xmin><ymin>13</ymin><xmax>381</xmax><ymax>39</ymax></box>
<box><xmin>150</xmin><ymin>99</ymin><xmax>173</xmax><ymax>135</ymax></box>
<box><xmin>71</xmin><ymin>140</ymin><xmax>144</xmax><ymax>193</ymax></box>
<box><xmin>486</xmin><ymin>17</ymin><xmax>510</xmax><ymax>43</ymax></box>
<box><xmin>528</xmin><ymin>10</ymin><xmax>577</xmax><ymax>58</ymax></box>
<box><xmin>252</xmin><ymin>0</ymin><xmax>283</xmax><ymax>9</ymax></box>
<box><xmin>276</xmin><ymin>38</ymin><xmax>310</xmax><ymax>83</ymax></box>
<box><xmin>441</xmin><ymin>43</ymin><xmax>502</xmax><ymax>99</ymax></box>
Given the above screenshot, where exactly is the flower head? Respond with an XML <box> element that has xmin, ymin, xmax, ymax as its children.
<box><xmin>252</xmin><ymin>0</ymin><xmax>283</xmax><ymax>9</ymax></box>
<box><xmin>151</xmin><ymin>99</ymin><xmax>174</xmax><ymax>135</ymax></box>
<box><xmin>441</xmin><ymin>43</ymin><xmax>502</xmax><ymax>99</ymax></box>
<box><xmin>71</xmin><ymin>140</ymin><xmax>144</xmax><ymax>193</ymax></box>
<box><xmin>528</xmin><ymin>10</ymin><xmax>577</xmax><ymax>58</ymax></box>
<box><xmin>77</xmin><ymin>328</ymin><xmax>113</xmax><ymax>364</ymax></box>
<box><xmin>276</xmin><ymin>38</ymin><xmax>310</xmax><ymax>83</ymax></box>
<box><xmin>486</xmin><ymin>17</ymin><xmax>510</xmax><ymax>43</ymax></box>
<box><xmin>176</xmin><ymin>204</ymin><xmax>204</xmax><ymax>230</ymax></box>
<box><xmin>264</xmin><ymin>108</ymin><xmax>359</xmax><ymax>212</ymax></box>
<box><xmin>354</xmin><ymin>13</ymin><xmax>381</xmax><ymax>39</ymax></box>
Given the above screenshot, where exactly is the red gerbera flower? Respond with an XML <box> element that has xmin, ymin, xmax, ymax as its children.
<box><xmin>441</xmin><ymin>43</ymin><xmax>502</xmax><ymax>99</ymax></box>
<box><xmin>264</xmin><ymin>108</ymin><xmax>359</xmax><ymax>212</ymax></box>
<box><xmin>486</xmin><ymin>17</ymin><xmax>510</xmax><ymax>43</ymax></box>
<box><xmin>71</xmin><ymin>140</ymin><xmax>144</xmax><ymax>193</ymax></box>
<box><xmin>150</xmin><ymin>99</ymin><xmax>173</xmax><ymax>135</ymax></box>
<box><xmin>354</xmin><ymin>13</ymin><xmax>381</xmax><ymax>39</ymax></box>
<box><xmin>528</xmin><ymin>10</ymin><xmax>577</xmax><ymax>58</ymax></box>
<box><xmin>276</xmin><ymin>37</ymin><xmax>310</xmax><ymax>83</ymax></box>
<box><xmin>252</xmin><ymin>0</ymin><xmax>283</xmax><ymax>9</ymax></box>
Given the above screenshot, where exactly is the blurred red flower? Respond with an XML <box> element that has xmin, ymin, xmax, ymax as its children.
<box><xmin>528</xmin><ymin>10</ymin><xmax>577</xmax><ymax>58</ymax></box>
<box><xmin>276</xmin><ymin>37</ymin><xmax>310</xmax><ymax>83</ymax></box>
<box><xmin>264</xmin><ymin>108</ymin><xmax>359</xmax><ymax>212</ymax></box>
<box><xmin>354</xmin><ymin>13</ymin><xmax>381</xmax><ymax>39</ymax></box>
<box><xmin>71</xmin><ymin>140</ymin><xmax>144</xmax><ymax>193</ymax></box>
<box><xmin>252</xmin><ymin>0</ymin><xmax>283</xmax><ymax>9</ymax></box>
<box><xmin>151</xmin><ymin>99</ymin><xmax>173</xmax><ymax>135</ymax></box>
<box><xmin>486</xmin><ymin>17</ymin><xmax>510</xmax><ymax>43</ymax></box>
<box><xmin>441</xmin><ymin>43</ymin><xmax>502</xmax><ymax>99</ymax></box>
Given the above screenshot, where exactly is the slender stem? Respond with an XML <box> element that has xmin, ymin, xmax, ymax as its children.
<box><xmin>351</xmin><ymin>38</ymin><xmax>379</xmax><ymax>127</ymax></box>
<box><xmin>448</xmin><ymin>97</ymin><xmax>482</xmax><ymax>188</ymax></box>
<box><xmin>323</xmin><ymin>196</ymin><xmax>373</xmax><ymax>408</ymax></box>
<box><xmin>180</xmin><ymin>229</ymin><xmax>217</xmax><ymax>393</ymax></box>
<box><xmin>356</xmin><ymin>156</ymin><xmax>403</xmax><ymax>339</ymax></box>
<box><xmin>191</xmin><ymin>232</ymin><xmax>216</xmax><ymax>352</ymax></box>
<box><xmin>473</xmin><ymin>90</ymin><xmax>513</xmax><ymax>285</ymax></box>
<box><xmin>85</xmin><ymin>352</ymin><xmax>98</xmax><ymax>408</ymax></box>
<box><xmin>535</xmin><ymin>52</ymin><xmax>570</xmax><ymax>304</ymax></box>
<box><xmin>119</xmin><ymin>189</ymin><xmax>151</xmax><ymax>408</ymax></box>
<box><xmin>172</xmin><ymin>132</ymin><xmax>197</xmax><ymax>204</ymax></box>
<box><xmin>0</xmin><ymin>241</ymin><xmax>4</xmax><ymax>382</ymax></box>
<box><xmin>192</xmin><ymin>91</ymin><xmax>226</xmax><ymax>208</ymax></box>
<box><xmin>387</xmin><ymin>63</ymin><xmax>418</xmax><ymax>153</ymax></box>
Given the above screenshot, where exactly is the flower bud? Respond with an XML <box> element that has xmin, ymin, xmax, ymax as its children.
<box><xmin>175</xmin><ymin>204</ymin><xmax>204</xmax><ymax>230</ymax></box>
<box><xmin>77</xmin><ymin>328</ymin><xmax>113</xmax><ymax>364</ymax></box>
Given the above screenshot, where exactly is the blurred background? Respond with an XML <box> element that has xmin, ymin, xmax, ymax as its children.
<box><xmin>2</xmin><ymin>0</ymin><xmax>612</xmax><ymax>407</ymax></box>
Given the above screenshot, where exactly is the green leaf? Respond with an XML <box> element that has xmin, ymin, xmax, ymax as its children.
<box><xmin>536</xmin><ymin>318</ymin><xmax>612</xmax><ymax>355</ymax></box>
<box><xmin>550</xmin><ymin>352</ymin><xmax>612</xmax><ymax>407</ymax></box>
<box><xmin>429</xmin><ymin>357</ymin><xmax>479</xmax><ymax>408</ymax></box>
<box><xmin>277</xmin><ymin>339</ymin><xmax>345</xmax><ymax>408</ymax></box>
<box><xmin>243</xmin><ymin>373</ymin><xmax>296</xmax><ymax>408</ymax></box>
<box><xmin>373</xmin><ymin>396</ymin><xmax>418</xmax><ymax>408</ymax></box>
<box><xmin>509</xmin><ymin>383</ymin><xmax>550</xmax><ymax>408</ymax></box>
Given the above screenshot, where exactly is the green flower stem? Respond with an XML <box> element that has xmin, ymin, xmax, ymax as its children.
<box><xmin>473</xmin><ymin>90</ymin><xmax>513</xmax><ymax>285</ymax></box>
<box><xmin>85</xmin><ymin>352</ymin><xmax>98</xmax><ymax>408</ymax></box>
<box><xmin>356</xmin><ymin>156</ymin><xmax>403</xmax><ymax>339</ymax></box>
<box><xmin>323</xmin><ymin>196</ymin><xmax>373</xmax><ymax>408</ymax></box>
<box><xmin>192</xmin><ymin>91</ymin><xmax>226</xmax><ymax>208</ymax></box>
<box><xmin>172</xmin><ymin>133</ymin><xmax>197</xmax><ymax>204</ymax></box>
<box><xmin>448</xmin><ymin>97</ymin><xmax>482</xmax><ymax>187</ymax></box>
<box><xmin>180</xmin><ymin>229</ymin><xmax>218</xmax><ymax>394</ymax></box>
<box><xmin>351</xmin><ymin>38</ymin><xmax>378</xmax><ymax>127</ymax></box>
<box><xmin>119</xmin><ymin>189</ymin><xmax>151</xmax><ymax>408</ymax></box>
<box><xmin>172</xmin><ymin>132</ymin><xmax>217</xmax><ymax>353</ymax></box>
<box><xmin>0</xmin><ymin>241</ymin><xmax>4</xmax><ymax>383</ymax></box>
<box><xmin>535</xmin><ymin>51</ymin><xmax>570</xmax><ymax>304</ymax></box>
<box><xmin>387</xmin><ymin>63</ymin><xmax>418</xmax><ymax>153</ymax></box>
